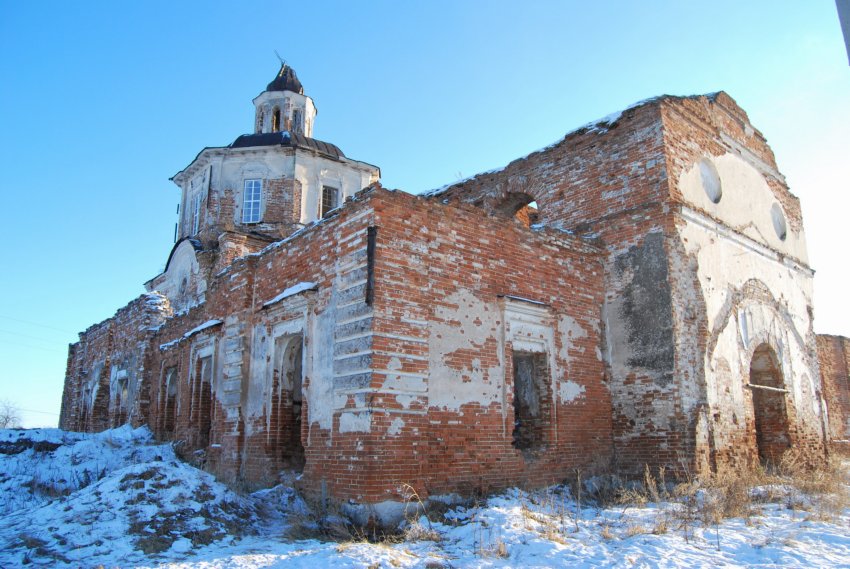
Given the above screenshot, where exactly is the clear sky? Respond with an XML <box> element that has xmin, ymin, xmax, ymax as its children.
<box><xmin>1</xmin><ymin>1</ymin><xmax>847</xmax><ymax>428</ymax></box>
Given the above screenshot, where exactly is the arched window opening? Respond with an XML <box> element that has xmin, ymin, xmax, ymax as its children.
<box><xmin>111</xmin><ymin>369</ymin><xmax>129</xmax><ymax>427</ymax></box>
<box><xmin>292</xmin><ymin>108</ymin><xmax>303</xmax><ymax>133</ymax></box>
<box><xmin>494</xmin><ymin>192</ymin><xmax>539</xmax><ymax>228</ymax></box>
<box><xmin>748</xmin><ymin>343</ymin><xmax>791</xmax><ymax>466</ymax></box>
<box><xmin>191</xmin><ymin>355</ymin><xmax>214</xmax><ymax>449</ymax></box>
<box><xmin>272</xmin><ymin>334</ymin><xmax>305</xmax><ymax>472</ymax></box>
<box><xmin>272</xmin><ymin>106</ymin><xmax>281</xmax><ymax>132</ymax></box>
<box><xmin>162</xmin><ymin>367</ymin><xmax>178</xmax><ymax>439</ymax></box>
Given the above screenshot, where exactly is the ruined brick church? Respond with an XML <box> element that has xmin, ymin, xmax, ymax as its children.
<box><xmin>60</xmin><ymin>64</ymin><xmax>850</xmax><ymax>519</ymax></box>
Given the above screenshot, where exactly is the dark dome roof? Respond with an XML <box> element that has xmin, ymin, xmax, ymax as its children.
<box><xmin>230</xmin><ymin>131</ymin><xmax>344</xmax><ymax>159</ymax></box>
<box><xmin>266</xmin><ymin>64</ymin><xmax>304</xmax><ymax>94</ymax></box>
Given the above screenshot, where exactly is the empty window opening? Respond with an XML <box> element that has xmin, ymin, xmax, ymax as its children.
<box><xmin>117</xmin><ymin>378</ymin><xmax>129</xmax><ymax>423</ymax></box>
<box><xmin>272</xmin><ymin>334</ymin><xmax>305</xmax><ymax>471</ymax></box>
<box><xmin>192</xmin><ymin>192</ymin><xmax>202</xmax><ymax>235</ymax></box>
<box><xmin>162</xmin><ymin>367</ymin><xmax>178</xmax><ymax>439</ymax></box>
<box><xmin>111</xmin><ymin>369</ymin><xmax>129</xmax><ymax>427</ymax></box>
<box><xmin>748</xmin><ymin>344</ymin><xmax>791</xmax><ymax>466</ymax></box>
<box><xmin>512</xmin><ymin>351</ymin><xmax>552</xmax><ymax>451</ymax></box>
<box><xmin>365</xmin><ymin>226</ymin><xmax>377</xmax><ymax>306</ymax></box>
<box><xmin>494</xmin><ymin>192</ymin><xmax>539</xmax><ymax>228</ymax></box>
<box><xmin>283</xmin><ymin>98</ymin><xmax>292</xmax><ymax>129</ymax></box>
<box><xmin>515</xmin><ymin>201</ymin><xmax>540</xmax><ymax>228</ymax></box>
<box><xmin>292</xmin><ymin>108</ymin><xmax>303</xmax><ymax>133</ymax></box>
<box><xmin>192</xmin><ymin>355</ymin><xmax>214</xmax><ymax>449</ymax></box>
<box><xmin>321</xmin><ymin>185</ymin><xmax>340</xmax><ymax>218</ymax></box>
<box><xmin>80</xmin><ymin>365</ymin><xmax>99</xmax><ymax>431</ymax></box>
<box><xmin>242</xmin><ymin>179</ymin><xmax>262</xmax><ymax>224</ymax></box>
<box><xmin>271</xmin><ymin>106</ymin><xmax>281</xmax><ymax>132</ymax></box>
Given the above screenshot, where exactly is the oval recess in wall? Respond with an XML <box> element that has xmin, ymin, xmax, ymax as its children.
<box><xmin>698</xmin><ymin>158</ymin><xmax>722</xmax><ymax>204</ymax></box>
<box><xmin>771</xmin><ymin>203</ymin><xmax>787</xmax><ymax>241</ymax></box>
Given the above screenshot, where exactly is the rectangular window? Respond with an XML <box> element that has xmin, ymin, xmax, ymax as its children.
<box><xmin>321</xmin><ymin>185</ymin><xmax>340</xmax><ymax>218</ymax></box>
<box><xmin>366</xmin><ymin>226</ymin><xmax>377</xmax><ymax>306</ymax></box>
<box><xmin>242</xmin><ymin>179</ymin><xmax>262</xmax><ymax>223</ymax></box>
<box><xmin>192</xmin><ymin>192</ymin><xmax>201</xmax><ymax>235</ymax></box>
<box><xmin>512</xmin><ymin>351</ymin><xmax>551</xmax><ymax>451</ymax></box>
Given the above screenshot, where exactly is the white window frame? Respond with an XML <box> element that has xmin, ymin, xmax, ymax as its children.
<box><xmin>320</xmin><ymin>185</ymin><xmax>340</xmax><ymax>218</ymax></box>
<box><xmin>242</xmin><ymin>179</ymin><xmax>262</xmax><ymax>224</ymax></box>
<box><xmin>192</xmin><ymin>192</ymin><xmax>201</xmax><ymax>235</ymax></box>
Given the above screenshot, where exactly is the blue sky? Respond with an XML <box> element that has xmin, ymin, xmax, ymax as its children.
<box><xmin>1</xmin><ymin>1</ymin><xmax>848</xmax><ymax>427</ymax></box>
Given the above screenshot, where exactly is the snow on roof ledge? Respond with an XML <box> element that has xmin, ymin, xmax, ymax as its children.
<box><xmin>159</xmin><ymin>319</ymin><xmax>223</xmax><ymax>350</ymax></box>
<box><xmin>421</xmin><ymin>92</ymin><xmax>722</xmax><ymax>198</ymax></box>
<box><xmin>499</xmin><ymin>294</ymin><xmax>548</xmax><ymax>306</ymax></box>
<box><xmin>262</xmin><ymin>281</ymin><xmax>318</xmax><ymax>309</ymax></box>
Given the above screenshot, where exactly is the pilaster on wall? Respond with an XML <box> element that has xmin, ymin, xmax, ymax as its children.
<box><xmin>818</xmin><ymin>335</ymin><xmax>850</xmax><ymax>455</ymax></box>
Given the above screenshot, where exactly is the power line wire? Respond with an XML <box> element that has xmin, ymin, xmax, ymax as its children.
<box><xmin>0</xmin><ymin>339</ymin><xmax>65</xmax><ymax>353</ymax></box>
<box><xmin>0</xmin><ymin>328</ymin><xmax>68</xmax><ymax>345</ymax></box>
<box><xmin>18</xmin><ymin>408</ymin><xmax>60</xmax><ymax>416</ymax></box>
<box><xmin>0</xmin><ymin>315</ymin><xmax>76</xmax><ymax>335</ymax></box>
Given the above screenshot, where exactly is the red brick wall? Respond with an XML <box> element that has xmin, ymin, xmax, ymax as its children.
<box><xmin>430</xmin><ymin>103</ymin><xmax>680</xmax><ymax>477</ymax></box>
<box><xmin>660</xmin><ymin>92</ymin><xmax>804</xmax><ymax>238</ymax></box>
<box><xmin>365</xmin><ymin>190</ymin><xmax>610</xmax><ymax>502</ymax></box>
<box><xmin>818</xmin><ymin>334</ymin><xmax>850</xmax><ymax>454</ymax></box>
<box><xmin>661</xmin><ymin>93</ymin><xmax>825</xmax><ymax>472</ymax></box>
<box><xmin>60</xmin><ymin>294</ymin><xmax>171</xmax><ymax>432</ymax></box>
<box><xmin>145</xmin><ymin>192</ymin><xmax>381</xmax><ymax>494</ymax></box>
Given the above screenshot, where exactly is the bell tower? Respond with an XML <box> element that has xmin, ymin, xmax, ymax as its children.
<box><xmin>253</xmin><ymin>63</ymin><xmax>316</xmax><ymax>137</ymax></box>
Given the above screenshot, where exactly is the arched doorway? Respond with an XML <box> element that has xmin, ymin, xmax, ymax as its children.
<box><xmin>272</xmin><ymin>334</ymin><xmax>305</xmax><ymax>472</ymax></box>
<box><xmin>748</xmin><ymin>343</ymin><xmax>791</xmax><ymax>465</ymax></box>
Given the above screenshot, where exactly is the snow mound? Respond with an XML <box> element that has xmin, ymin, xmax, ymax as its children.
<box><xmin>0</xmin><ymin>425</ymin><xmax>173</xmax><ymax>516</ymax></box>
<box><xmin>0</xmin><ymin>449</ymin><xmax>256</xmax><ymax>567</ymax></box>
<box><xmin>2</xmin><ymin>427</ymin><xmax>848</xmax><ymax>568</ymax></box>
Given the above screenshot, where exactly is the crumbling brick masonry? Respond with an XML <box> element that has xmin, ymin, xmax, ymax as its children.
<box><xmin>60</xmin><ymin>65</ymin><xmax>843</xmax><ymax>521</ymax></box>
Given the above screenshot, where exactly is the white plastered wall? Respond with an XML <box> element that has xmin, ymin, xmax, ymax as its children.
<box><xmin>426</xmin><ymin>290</ymin><xmax>589</xmax><ymax>438</ymax></box>
<box><xmin>675</xmin><ymin>152</ymin><xmax>823</xmax><ymax>464</ymax></box>
<box><xmin>178</xmin><ymin>148</ymin><xmax>377</xmax><ymax>231</ymax></box>
<box><xmin>294</xmin><ymin>153</ymin><xmax>378</xmax><ymax>224</ymax></box>
<box><xmin>253</xmin><ymin>91</ymin><xmax>317</xmax><ymax>137</ymax></box>
<box><xmin>148</xmin><ymin>239</ymin><xmax>206</xmax><ymax>313</ymax></box>
<box><xmin>678</xmin><ymin>153</ymin><xmax>808</xmax><ymax>263</ymax></box>
<box><xmin>243</xmin><ymin>295</ymin><xmax>313</xmax><ymax>440</ymax></box>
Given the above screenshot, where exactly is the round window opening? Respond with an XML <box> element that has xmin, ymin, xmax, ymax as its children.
<box><xmin>699</xmin><ymin>158</ymin><xmax>722</xmax><ymax>204</ymax></box>
<box><xmin>771</xmin><ymin>203</ymin><xmax>787</xmax><ymax>241</ymax></box>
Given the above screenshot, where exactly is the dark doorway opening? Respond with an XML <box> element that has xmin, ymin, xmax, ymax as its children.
<box><xmin>163</xmin><ymin>367</ymin><xmax>178</xmax><ymax>439</ymax></box>
<box><xmin>749</xmin><ymin>344</ymin><xmax>791</xmax><ymax>465</ymax></box>
<box><xmin>512</xmin><ymin>351</ymin><xmax>551</xmax><ymax>451</ymax></box>
<box><xmin>273</xmin><ymin>334</ymin><xmax>305</xmax><ymax>472</ymax></box>
<box><xmin>192</xmin><ymin>355</ymin><xmax>213</xmax><ymax>449</ymax></box>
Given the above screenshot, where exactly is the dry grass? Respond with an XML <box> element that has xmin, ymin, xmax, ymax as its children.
<box><xmin>290</xmin><ymin>454</ymin><xmax>847</xmax><ymax>552</ymax></box>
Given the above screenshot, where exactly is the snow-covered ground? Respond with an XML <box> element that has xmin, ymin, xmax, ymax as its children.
<box><xmin>1</xmin><ymin>427</ymin><xmax>848</xmax><ymax>568</ymax></box>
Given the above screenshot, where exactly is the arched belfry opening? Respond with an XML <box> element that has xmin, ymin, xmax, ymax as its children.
<box><xmin>748</xmin><ymin>343</ymin><xmax>791</xmax><ymax>465</ymax></box>
<box><xmin>493</xmin><ymin>192</ymin><xmax>540</xmax><ymax>228</ymax></box>
<box><xmin>271</xmin><ymin>106</ymin><xmax>281</xmax><ymax>132</ymax></box>
<box><xmin>272</xmin><ymin>333</ymin><xmax>305</xmax><ymax>472</ymax></box>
